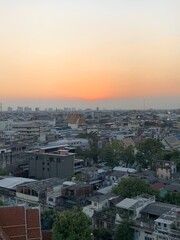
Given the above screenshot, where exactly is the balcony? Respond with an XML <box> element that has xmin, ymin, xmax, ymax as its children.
<box><xmin>131</xmin><ymin>219</ymin><xmax>154</xmax><ymax>232</ymax></box>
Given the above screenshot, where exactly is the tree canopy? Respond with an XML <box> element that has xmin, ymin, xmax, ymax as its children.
<box><xmin>93</xmin><ymin>228</ymin><xmax>112</xmax><ymax>240</ymax></box>
<box><xmin>76</xmin><ymin>132</ymin><xmax>99</xmax><ymax>162</ymax></box>
<box><xmin>136</xmin><ymin>138</ymin><xmax>164</xmax><ymax>168</ymax></box>
<box><xmin>163</xmin><ymin>150</ymin><xmax>180</xmax><ymax>170</ymax></box>
<box><xmin>52</xmin><ymin>208</ymin><xmax>91</xmax><ymax>240</ymax></box>
<box><xmin>100</xmin><ymin>140</ymin><xmax>135</xmax><ymax>167</ymax></box>
<box><xmin>113</xmin><ymin>177</ymin><xmax>155</xmax><ymax>198</ymax></box>
<box><xmin>113</xmin><ymin>220</ymin><xmax>133</xmax><ymax>240</ymax></box>
<box><xmin>41</xmin><ymin>209</ymin><xmax>56</xmax><ymax>230</ymax></box>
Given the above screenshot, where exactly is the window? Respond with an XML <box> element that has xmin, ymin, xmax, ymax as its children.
<box><xmin>145</xmin><ymin>236</ymin><xmax>154</xmax><ymax>240</ymax></box>
<box><xmin>164</xmin><ymin>223</ymin><xmax>167</xmax><ymax>228</ymax></box>
<box><xmin>107</xmin><ymin>222</ymin><xmax>112</xmax><ymax>229</ymax></box>
<box><xmin>97</xmin><ymin>220</ymin><xmax>104</xmax><ymax>228</ymax></box>
<box><xmin>134</xmin><ymin>230</ymin><xmax>140</xmax><ymax>239</ymax></box>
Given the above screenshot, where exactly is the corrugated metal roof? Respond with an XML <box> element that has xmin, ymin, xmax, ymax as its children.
<box><xmin>116</xmin><ymin>198</ymin><xmax>138</xmax><ymax>209</ymax></box>
<box><xmin>0</xmin><ymin>177</ymin><xmax>36</xmax><ymax>189</ymax></box>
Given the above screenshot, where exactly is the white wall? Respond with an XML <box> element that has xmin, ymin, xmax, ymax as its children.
<box><xmin>16</xmin><ymin>192</ymin><xmax>39</xmax><ymax>202</ymax></box>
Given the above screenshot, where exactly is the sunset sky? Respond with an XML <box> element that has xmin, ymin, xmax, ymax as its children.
<box><xmin>0</xmin><ymin>0</ymin><xmax>180</xmax><ymax>109</ymax></box>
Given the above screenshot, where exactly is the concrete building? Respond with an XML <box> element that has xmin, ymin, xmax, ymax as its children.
<box><xmin>156</xmin><ymin>160</ymin><xmax>177</xmax><ymax>180</ymax></box>
<box><xmin>31</xmin><ymin>114</ymin><xmax>56</xmax><ymax>126</ymax></box>
<box><xmin>116</xmin><ymin>195</ymin><xmax>155</xmax><ymax>221</ymax></box>
<box><xmin>12</xmin><ymin>122</ymin><xmax>42</xmax><ymax>141</ymax></box>
<box><xmin>48</xmin><ymin>138</ymin><xmax>90</xmax><ymax>150</ymax></box>
<box><xmin>28</xmin><ymin>145</ymin><xmax>75</xmax><ymax>179</ymax></box>
<box><xmin>16</xmin><ymin>177</ymin><xmax>63</xmax><ymax>203</ymax></box>
<box><xmin>0</xmin><ymin>176</ymin><xmax>36</xmax><ymax>197</ymax></box>
<box><xmin>0</xmin><ymin>143</ymin><xmax>28</xmax><ymax>172</ymax></box>
<box><xmin>133</xmin><ymin>203</ymin><xmax>180</xmax><ymax>240</ymax></box>
<box><xmin>154</xmin><ymin>207</ymin><xmax>180</xmax><ymax>240</ymax></box>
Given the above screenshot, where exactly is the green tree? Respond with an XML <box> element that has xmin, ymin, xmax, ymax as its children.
<box><xmin>121</xmin><ymin>145</ymin><xmax>135</xmax><ymax>167</ymax></box>
<box><xmin>0</xmin><ymin>169</ymin><xmax>8</xmax><ymax>176</ymax></box>
<box><xmin>100</xmin><ymin>143</ymin><xmax>116</xmax><ymax>167</ymax></box>
<box><xmin>135</xmin><ymin>151</ymin><xmax>146</xmax><ymax>169</ymax></box>
<box><xmin>163</xmin><ymin>150</ymin><xmax>180</xmax><ymax>161</ymax></box>
<box><xmin>162</xmin><ymin>192</ymin><xmax>180</xmax><ymax>205</ymax></box>
<box><xmin>0</xmin><ymin>200</ymin><xmax>4</xmax><ymax>206</ymax></box>
<box><xmin>100</xmin><ymin>140</ymin><xmax>124</xmax><ymax>167</ymax></box>
<box><xmin>113</xmin><ymin>221</ymin><xmax>133</xmax><ymax>240</ymax></box>
<box><xmin>173</xmin><ymin>192</ymin><xmax>180</xmax><ymax>205</ymax></box>
<box><xmin>52</xmin><ymin>208</ymin><xmax>91</xmax><ymax>240</ymax></box>
<box><xmin>137</xmin><ymin>138</ymin><xmax>164</xmax><ymax>169</ymax></box>
<box><xmin>163</xmin><ymin>150</ymin><xmax>180</xmax><ymax>170</ymax></box>
<box><xmin>77</xmin><ymin>132</ymin><xmax>100</xmax><ymax>163</ymax></box>
<box><xmin>94</xmin><ymin>228</ymin><xmax>112</xmax><ymax>240</ymax></box>
<box><xmin>41</xmin><ymin>209</ymin><xmax>56</xmax><ymax>230</ymax></box>
<box><xmin>113</xmin><ymin>178</ymin><xmax>155</xmax><ymax>198</ymax></box>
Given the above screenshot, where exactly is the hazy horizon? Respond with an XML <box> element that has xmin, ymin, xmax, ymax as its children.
<box><xmin>1</xmin><ymin>96</ymin><xmax>180</xmax><ymax>111</ymax></box>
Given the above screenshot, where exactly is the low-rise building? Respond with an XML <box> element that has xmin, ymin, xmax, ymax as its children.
<box><xmin>12</xmin><ymin>122</ymin><xmax>42</xmax><ymax>141</ymax></box>
<box><xmin>28</xmin><ymin>145</ymin><xmax>75</xmax><ymax>179</ymax></box>
<box><xmin>156</xmin><ymin>160</ymin><xmax>177</xmax><ymax>180</ymax></box>
<box><xmin>61</xmin><ymin>182</ymin><xmax>93</xmax><ymax>205</ymax></box>
<box><xmin>162</xmin><ymin>136</ymin><xmax>180</xmax><ymax>151</ymax></box>
<box><xmin>16</xmin><ymin>177</ymin><xmax>64</xmax><ymax>203</ymax></box>
<box><xmin>154</xmin><ymin>208</ymin><xmax>180</xmax><ymax>240</ymax></box>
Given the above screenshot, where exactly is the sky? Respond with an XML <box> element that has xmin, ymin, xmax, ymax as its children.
<box><xmin>0</xmin><ymin>0</ymin><xmax>180</xmax><ymax>110</ymax></box>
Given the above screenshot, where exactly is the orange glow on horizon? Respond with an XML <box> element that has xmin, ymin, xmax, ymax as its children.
<box><xmin>0</xmin><ymin>1</ymin><xmax>180</xmax><ymax>102</ymax></box>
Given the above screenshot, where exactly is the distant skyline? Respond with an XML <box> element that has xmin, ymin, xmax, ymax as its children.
<box><xmin>1</xmin><ymin>96</ymin><xmax>180</xmax><ymax>111</ymax></box>
<box><xmin>0</xmin><ymin>0</ymin><xmax>180</xmax><ymax>109</ymax></box>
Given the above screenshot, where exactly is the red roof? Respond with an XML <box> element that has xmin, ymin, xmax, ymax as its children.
<box><xmin>42</xmin><ymin>231</ymin><xmax>52</xmax><ymax>240</ymax></box>
<box><xmin>151</xmin><ymin>182</ymin><xmax>165</xmax><ymax>190</ymax></box>
<box><xmin>0</xmin><ymin>205</ymin><xmax>42</xmax><ymax>240</ymax></box>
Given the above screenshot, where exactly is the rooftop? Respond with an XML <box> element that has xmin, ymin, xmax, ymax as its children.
<box><xmin>141</xmin><ymin>202</ymin><xmax>176</xmax><ymax>217</ymax></box>
<box><xmin>18</xmin><ymin>178</ymin><xmax>64</xmax><ymax>192</ymax></box>
<box><xmin>113</xmin><ymin>166</ymin><xmax>136</xmax><ymax>173</ymax></box>
<box><xmin>116</xmin><ymin>198</ymin><xmax>139</xmax><ymax>209</ymax></box>
<box><xmin>0</xmin><ymin>205</ymin><xmax>41</xmax><ymax>240</ymax></box>
<box><xmin>97</xmin><ymin>185</ymin><xmax>113</xmax><ymax>195</ymax></box>
<box><xmin>90</xmin><ymin>193</ymin><xmax>116</xmax><ymax>203</ymax></box>
<box><xmin>0</xmin><ymin>177</ymin><xmax>36</xmax><ymax>190</ymax></box>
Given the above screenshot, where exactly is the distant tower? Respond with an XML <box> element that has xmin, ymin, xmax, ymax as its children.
<box><xmin>0</xmin><ymin>103</ymin><xmax>2</xmax><ymax>112</ymax></box>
